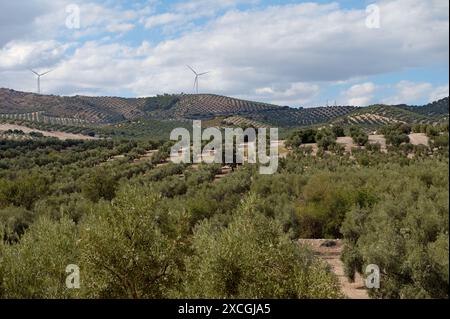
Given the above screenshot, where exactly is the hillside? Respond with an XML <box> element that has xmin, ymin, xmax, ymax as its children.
<box><xmin>331</xmin><ymin>98</ymin><xmax>449</xmax><ymax>129</ymax></box>
<box><xmin>396</xmin><ymin>97</ymin><xmax>449</xmax><ymax>117</ymax></box>
<box><xmin>0</xmin><ymin>88</ymin><xmax>448</xmax><ymax>130</ymax></box>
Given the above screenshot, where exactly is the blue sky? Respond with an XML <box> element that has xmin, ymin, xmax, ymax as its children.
<box><xmin>0</xmin><ymin>0</ymin><xmax>448</xmax><ymax>107</ymax></box>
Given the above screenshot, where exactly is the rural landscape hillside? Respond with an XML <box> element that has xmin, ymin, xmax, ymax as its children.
<box><xmin>0</xmin><ymin>90</ymin><xmax>448</xmax><ymax>300</ymax></box>
<box><xmin>0</xmin><ymin>0</ymin><xmax>449</xmax><ymax>307</ymax></box>
<box><xmin>1</xmin><ymin>88</ymin><xmax>448</xmax><ymax>130</ymax></box>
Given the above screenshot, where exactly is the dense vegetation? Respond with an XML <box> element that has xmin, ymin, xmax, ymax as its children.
<box><xmin>0</xmin><ymin>120</ymin><xmax>448</xmax><ymax>299</ymax></box>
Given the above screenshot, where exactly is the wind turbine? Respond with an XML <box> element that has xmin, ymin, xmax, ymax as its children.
<box><xmin>29</xmin><ymin>69</ymin><xmax>53</xmax><ymax>94</ymax></box>
<box><xmin>187</xmin><ymin>65</ymin><xmax>210</xmax><ymax>94</ymax></box>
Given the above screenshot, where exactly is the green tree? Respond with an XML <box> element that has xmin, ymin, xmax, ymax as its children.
<box><xmin>316</xmin><ymin>129</ymin><xmax>337</xmax><ymax>151</ymax></box>
<box><xmin>81</xmin><ymin>168</ymin><xmax>118</xmax><ymax>202</ymax></box>
<box><xmin>0</xmin><ymin>217</ymin><xmax>79</xmax><ymax>298</ymax></box>
<box><xmin>181</xmin><ymin>194</ymin><xmax>342</xmax><ymax>299</ymax></box>
<box><xmin>79</xmin><ymin>184</ymin><xmax>189</xmax><ymax>298</ymax></box>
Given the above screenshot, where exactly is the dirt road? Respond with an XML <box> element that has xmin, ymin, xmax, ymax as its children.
<box><xmin>299</xmin><ymin>239</ymin><xmax>369</xmax><ymax>299</ymax></box>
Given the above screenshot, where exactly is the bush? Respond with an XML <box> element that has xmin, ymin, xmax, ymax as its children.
<box><xmin>181</xmin><ymin>194</ymin><xmax>342</xmax><ymax>299</ymax></box>
<box><xmin>386</xmin><ymin>133</ymin><xmax>410</xmax><ymax>147</ymax></box>
<box><xmin>0</xmin><ymin>206</ymin><xmax>35</xmax><ymax>242</ymax></box>
<box><xmin>79</xmin><ymin>185</ymin><xmax>189</xmax><ymax>298</ymax></box>
<box><xmin>29</xmin><ymin>131</ymin><xmax>44</xmax><ymax>138</ymax></box>
<box><xmin>316</xmin><ymin>129</ymin><xmax>336</xmax><ymax>151</ymax></box>
<box><xmin>0</xmin><ymin>217</ymin><xmax>79</xmax><ymax>298</ymax></box>
<box><xmin>332</xmin><ymin>125</ymin><xmax>345</xmax><ymax>138</ymax></box>
<box><xmin>286</xmin><ymin>129</ymin><xmax>317</xmax><ymax>148</ymax></box>
<box><xmin>340</xmin><ymin>163</ymin><xmax>449</xmax><ymax>298</ymax></box>
<box><xmin>81</xmin><ymin>168</ymin><xmax>118</xmax><ymax>202</ymax></box>
<box><xmin>349</xmin><ymin>127</ymin><xmax>369</xmax><ymax>146</ymax></box>
<box><xmin>0</xmin><ymin>173</ymin><xmax>49</xmax><ymax>210</ymax></box>
<box><xmin>366</xmin><ymin>143</ymin><xmax>381</xmax><ymax>152</ymax></box>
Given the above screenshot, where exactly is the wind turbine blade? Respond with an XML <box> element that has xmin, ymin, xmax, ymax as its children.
<box><xmin>28</xmin><ymin>68</ymin><xmax>39</xmax><ymax>76</ymax></box>
<box><xmin>40</xmin><ymin>69</ymin><xmax>53</xmax><ymax>76</ymax></box>
<box><xmin>198</xmin><ymin>71</ymin><xmax>210</xmax><ymax>76</ymax></box>
<box><xmin>187</xmin><ymin>65</ymin><xmax>198</xmax><ymax>75</ymax></box>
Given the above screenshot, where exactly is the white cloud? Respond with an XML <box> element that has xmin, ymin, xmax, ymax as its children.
<box><xmin>0</xmin><ymin>40</ymin><xmax>69</xmax><ymax>70</ymax></box>
<box><xmin>0</xmin><ymin>0</ymin><xmax>448</xmax><ymax>106</ymax></box>
<box><xmin>143</xmin><ymin>13</ymin><xmax>185</xmax><ymax>29</ymax></box>
<box><xmin>106</xmin><ymin>23</ymin><xmax>135</xmax><ymax>33</ymax></box>
<box><xmin>253</xmin><ymin>82</ymin><xmax>320</xmax><ymax>106</ymax></box>
<box><xmin>342</xmin><ymin>82</ymin><xmax>377</xmax><ymax>106</ymax></box>
<box><xmin>142</xmin><ymin>0</ymin><xmax>258</xmax><ymax>32</ymax></box>
<box><xmin>0</xmin><ymin>1</ymin><xmax>148</xmax><ymax>47</ymax></box>
<box><xmin>430</xmin><ymin>84</ymin><xmax>449</xmax><ymax>102</ymax></box>
<box><xmin>383</xmin><ymin>81</ymin><xmax>449</xmax><ymax>105</ymax></box>
<box><xmin>135</xmin><ymin>0</ymin><xmax>448</xmax><ymax>95</ymax></box>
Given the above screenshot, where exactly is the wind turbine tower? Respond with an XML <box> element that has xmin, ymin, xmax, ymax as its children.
<box><xmin>29</xmin><ymin>69</ymin><xmax>53</xmax><ymax>94</ymax></box>
<box><xmin>187</xmin><ymin>65</ymin><xmax>210</xmax><ymax>94</ymax></box>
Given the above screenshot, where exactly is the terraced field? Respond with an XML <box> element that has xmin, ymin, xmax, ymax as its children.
<box><xmin>245</xmin><ymin>105</ymin><xmax>358</xmax><ymax>127</ymax></box>
<box><xmin>397</xmin><ymin>97</ymin><xmax>449</xmax><ymax>117</ymax></box>
<box><xmin>76</xmin><ymin>95</ymin><xmax>147</xmax><ymax>121</ymax></box>
<box><xmin>1</xmin><ymin>88</ymin><xmax>447</xmax><ymax>131</ymax></box>
<box><xmin>222</xmin><ymin>115</ymin><xmax>269</xmax><ymax>128</ymax></box>
<box><xmin>332</xmin><ymin>103</ymin><xmax>447</xmax><ymax>128</ymax></box>
<box><xmin>170</xmin><ymin>94</ymin><xmax>281</xmax><ymax>119</ymax></box>
<box><xmin>0</xmin><ymin>111</ymin><xmax>90</xmax><ymax>126</ymax></box>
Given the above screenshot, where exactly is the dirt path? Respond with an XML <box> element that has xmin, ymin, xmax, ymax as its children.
<box><xmin>0</xmin><ymin>123</ymin><xmax>96</xmax><ymax>140</ymax></box>
<box><xmin>299</xmin><ymin>239</ymin><xmax>369</xmax><ymax>299</ymax></box>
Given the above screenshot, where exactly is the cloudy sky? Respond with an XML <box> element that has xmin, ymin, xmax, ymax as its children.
<box><xmin>0</xmin><ymin>0</ymin><xmax>448</xmax><ymax>107</ymax></box>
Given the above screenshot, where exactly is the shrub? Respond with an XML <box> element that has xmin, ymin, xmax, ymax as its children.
<box><xmin>79</xmin><ymin>185</ymin><xmax>189</xmax><ymax>298</ymax></box>
<box><xmin>0</xmin><ymin>217</ymin><xmax>79</xmax><ymax>298</ymax></box>
<box><xmin>349</xmin><ymin>127</ymin><xmax>369</xmax><ymax>146</ymax></box>
<box><xmin>340</xmin><ymin>163</ymin><xmax>449</xmax><ymax>298</ymax></box>
<box><xmin>0</xmin><ymin>206</ymin><xmax>35</xmax><ymax>242</ymax></box>
<box><xmin>316</xmin><ymin>129</ymin><xmax>336</xmax><ymax>151</ymax></box>
<box><xmin>181</xmin><ymin>194</ymin><xmax>342</xmax><ymax>299</ymax></box>
<box><xmin>81</xmin><ymin>168</ymin><xmax>118</xmax><ymax>202</ymax></box>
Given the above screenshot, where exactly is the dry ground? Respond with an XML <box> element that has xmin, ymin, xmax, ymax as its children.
<box><xmin>299</xmin><ymin>239</ymin><xmax>369</xmax><ymax>299</ymax></box>
<box><xmin>408</xmin><ymin>133</ymin><xmax>429</xmax><ymax>146</ymax></box>
<box><xmin>336</xmin><ymin>136</ymin><xmax>355</xmax><ymax>153</ymax></box>
<box><xmin>368</xmin><ymin>134</ymin><xmax>387</xmax><ymax>152</ymax></box>
<box><xmin>0</xmin><ymin>123</ymin><xmax>96</xmax><ymax>140</ymax></box>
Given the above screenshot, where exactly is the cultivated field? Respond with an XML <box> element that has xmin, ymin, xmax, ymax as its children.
<box><xmin>0</xmin><ymin>123</ymin><xmax>96</xmax><ymax>140</ymax></box>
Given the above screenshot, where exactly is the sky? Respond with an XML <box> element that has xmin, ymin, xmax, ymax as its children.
<box><xmin>0</xmin><ymin>0</ymin><xmax>448</xmax><ymax>107</ymax></box>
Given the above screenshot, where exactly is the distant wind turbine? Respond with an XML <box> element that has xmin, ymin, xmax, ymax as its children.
<box><xmin>29</xmin><ymin>69</ymin><xmax>53</xmax><ymax>94</ymax></box>
<box><xmin>187</xmin><ymin>65</ymin><xmax>210</xmax><ymax>94</ymax></box>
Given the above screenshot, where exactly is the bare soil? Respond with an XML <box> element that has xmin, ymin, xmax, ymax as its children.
<box><xmin>368</xmin><ymin>135</ymin><xmax>387</xmax><ymax>152</ymax></box>
<box><xmin>0</xmin><ymin>123</ymin><xmax>96</xmax><ymax>140</ymax></box>
<box><xmin>336</xmin><ymin>136</ymin><xmax>355</xmax><ymax>153</ymax></box>
<box><xmin>408</xmin><ymin>133</ymin><xmax>429</xmax><ymax>146</ymax></box>
<box><xmin>299</xmin><ymin>239</ymin><xmax>369</xmax><ymax>299</ymax></box>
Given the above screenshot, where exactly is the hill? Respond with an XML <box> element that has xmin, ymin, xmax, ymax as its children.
<box><xmin>396</xmin><ymin>97</ymin><xmax>449</xmax><ymax>117</ymax></box>
<box><xmin>0</xmin><ymin>88</ymin><xmax>448</xmax><ymax>131</ymax></box>
<box><xmin>331</xmin><ymin>98</ymin><xmax>449</xmax><ymax>129</ymax></box>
